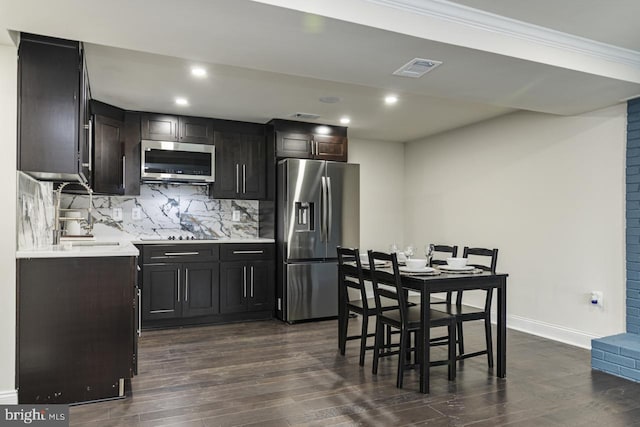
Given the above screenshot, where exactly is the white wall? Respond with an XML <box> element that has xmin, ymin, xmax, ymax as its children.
<box><xmin>349</xmin><ymin>138</ymin><xmax>405</xmax><ymax>252</ymax></box>
<box><xmin>0</xmin><ymin>43</ymin><xmax>17</xmax><ymax>403</ymax></box>
<box><xmin>404</xmin><ymin>105</ymin><xmax>627</xmax><ymax>348</ymax></box>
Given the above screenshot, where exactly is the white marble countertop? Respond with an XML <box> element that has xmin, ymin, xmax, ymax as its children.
<box><xmin>16</xmin><ymin>241</ymin><xmax>140</xmax><ymax>259</ymax></box>
<box><xmin>132</xmin><ymin>238</ymin><xmax>275</xmax><ymax>244</ymax></box>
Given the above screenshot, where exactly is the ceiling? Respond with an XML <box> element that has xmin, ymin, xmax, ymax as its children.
<box><xmin>1</xmin><ymin>0</ymin><xmax>640</xmax><ymax>142</ymax></box>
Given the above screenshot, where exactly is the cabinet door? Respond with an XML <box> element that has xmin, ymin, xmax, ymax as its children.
<box><xmin>142</xmin><ymin>264</ymin><xmax>182</xmax><ymax>320</ymax></box>
<box><xmin>182</xmin><ymin>262</ymin><xmax>220</xmax><ymax>317</ymax></box>
<box><xmin>93</xmin><ymin>114</ymin><xmax>124</xmax><ymax>195</ymax></box>
<box><xmin>179</xmin><ymin>116</ymin><xmax>213</xmax><ymax>144</ymax></box>
<box><xmin>246</xmin><ymin>261</ymin><xmax>274</xmax><ymax>312</ymax></box>
<box><xmin>314</xmin><ymin>135</ymin><xmax>348</xmax><ymax>162</ymax></box>
<box><xmin>18</xmin><ymin>36</ymin><xmax>80</xmax><ymax>178</ymax></box>
<box><xmin>241</xmin><ymin>134</ymin><xmax>266</xmax><ymax>200</ymax></box>
<box><xmin>275</xmin><ymin>132</ymin><xmax>312</xmax><ymax>159</ymax></box>
<box><xmin>141</xmin><ymin>113</ymin><xmax>178</xmax><ymax>141</ymax></box>
<box><xmin>212</xmin><ymin>131</ymin><xmax>243</xmax><ymax>199</ymax></box>
<box><xmin>79</xmin><ymin>46</ymin><xmax>91</xmax><ymax>184</ymax></box>
<box><xmin>219</xmin><ymin>262</ymin><xmax>249</xmax><ymax>313</ymax></box>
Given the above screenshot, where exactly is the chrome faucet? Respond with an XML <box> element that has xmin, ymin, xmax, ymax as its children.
<box><xmin>53</xmin><ymin>182</ymin><xmax>93</xmax><ymax>245</ymax></box>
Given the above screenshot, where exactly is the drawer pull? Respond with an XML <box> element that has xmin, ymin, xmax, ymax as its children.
<box><xmin>232</xmin><ymin>250</ymin><xmax>264</xmax><ymax>254</ymax></box>
<box><xmin>150</xmin><ymin>309</ymin><xmax>174</xmax><ymax>314</ymax></box>
<box><xmin>164</xmin><ymin>252</ymin><xmax>200</xmax><ymax>256</ymax></box>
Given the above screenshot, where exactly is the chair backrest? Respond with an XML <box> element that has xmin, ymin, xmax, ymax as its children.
<box><xmin>337</xmin><ymin>246</ymin><xmax>368</xmax><ymax>306</ymax></box>
<box><xmin>457</xmin><ymin>247</ymin><xmax>499</xmax><ymax>308</ymax></box>
<box><xmin>463</xmin><ymin>247</ymin><xmax>498</xmax><ymax>272</ymax></box>
<box><xmin>430</xmin><ymin>244</ymin><xmax>458</xmax><ymax>266</ymax></box>
<box><xmin>368</xmin><ymin>250</ymin><xmax>407</xmax><ymax>322</ymax></box>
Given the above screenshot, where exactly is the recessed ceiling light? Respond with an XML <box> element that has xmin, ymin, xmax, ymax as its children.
<box><xmin>385</xmin><ymin>95</ymin><xmax>398</xmax><ymax>105</ymax></box>
<box><xmin>340</xmin><ymin>117</ymin><xmax>351</xmax><ymax>125</ymax></box>
<box><xmin>175</xmin><ymin>97</ymin><xmax>189</xmax><ymax>106</ymax></box>
<box><xmin>191</xmin><ymin>67</ymin><xmax>207</xmax><ymax>78</ymax></box>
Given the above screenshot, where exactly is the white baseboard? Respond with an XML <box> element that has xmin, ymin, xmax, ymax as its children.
<box><xmin>0</xmin><ymin>389</ymin><xmax>18</xmax><ymax>404</ymax></box>
<box><xmin>502</xmin><ymin>313</ymin><xmax>598</xmax><ymax>350</ymax></box>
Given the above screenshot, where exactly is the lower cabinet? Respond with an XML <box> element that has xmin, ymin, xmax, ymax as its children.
<box><xmin>142</xmin><ymin>262</ymin><xmax>219</xmax><ymax>321</ymax></box>
<box><xmin>17</xmin><ymin>256</ymin><xmax>136</xmax><ymax>404</ymax></box>
<box><xmin>140</xmin><ymin>242</ymin><xmax>274</xmax><ymax>328</ymax></box>
<box><xmin>220</xmin><ymin>261</ymin><xmax>273</xmax><ymax>313</ymax></box>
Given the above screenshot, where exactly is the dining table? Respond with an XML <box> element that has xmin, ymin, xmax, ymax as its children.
<box><xmin>354</xmin><ymin>264</ymin><xmax>509</xmax><ymax>394</ymax></box>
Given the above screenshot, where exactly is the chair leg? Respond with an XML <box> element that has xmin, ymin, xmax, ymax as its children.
<box><xmin>339</xmin><ymin>309</ymin><xmax>349</xmax><ymax>355</ymax></box>
<box><xmin>485</xmin><ymin>316</ymin><xmax>494</xmax><ymax>368</ymax></box>
<box><xmin>456</xmin><ymin>321</ymin><xmax>465</xmax><ymax>358</ymax></box>
<box><xmin>447</xmin><ymin>321</ymin><xmax>456</xmax><ymax>381</ymax></box>
<box><xmin>372</xmin><ymin>317</ymin><xmax>383</xmax><ymax>375</ymax></box>
<box><xmin>359</xmin><ymin>314</ymin><xmax>369</xmax><ymax>367</ymax></box>
<box><xmin>397</xmin><ymin>328</ymin><xmax>407</xmax><ymax>389</ymax></box>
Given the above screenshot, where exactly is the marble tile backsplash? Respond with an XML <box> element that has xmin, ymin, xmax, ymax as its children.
<box><xmin>17</xmin><ymin>172</ymin><xmax>55</xmax><ymax>250</ymax></box>
<box><xmin>60</xmin><ymin>183</ymin><xmax>259</xmax><ymax>240</ymax></box>
<box><xmin>17</xmin><ymin>175</ymin><xmax>260</xmax><ymax>249</ymax></box>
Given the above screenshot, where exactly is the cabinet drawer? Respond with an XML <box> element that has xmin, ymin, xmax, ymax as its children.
<box><xmin>143</xmin><ymin>244</ymin><xmax>219</xmax><ymax>264</ymax></box>
<box><xmin>220</xmin><ymin>243</ymin><xmax>274</xmax><ymax>261</ymax></box>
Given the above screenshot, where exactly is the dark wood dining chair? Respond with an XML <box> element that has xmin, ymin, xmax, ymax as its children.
<box><xmin>429</xmin><ymin>244</ymin><xmax>458</xmax><ymax>267</ymax></box>
<box><xmin>432</xmin><ymin>247</ymin><xmax>499</xmax><ymax>367</ymax></box>
<box><xmin>338</xmin><ymin>246</ymin><xmax>396</xmax><ymax>366</ymax></box>
<box><xmin>368</xmin><ymin>250</ymin><xmax>456</xmax><ymax>389</ymax></box>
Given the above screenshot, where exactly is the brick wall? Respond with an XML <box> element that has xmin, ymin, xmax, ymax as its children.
<box><xmin>628</xmin><ymin>98</ymin><xmax>640</xmax><ymax>334</ymax></box>
<box><xmin>591</xmin><ymin>99</ymin><xmax>640</xmax><ymax>381</ymax></box>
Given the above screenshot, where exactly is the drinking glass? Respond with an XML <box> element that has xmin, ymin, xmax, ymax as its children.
<box><xmin>425</xmin><ymin>244</ymin><xmax>434</xmax><ymax>266</ymax></box>
<box><xmin>405</xmin><ymin>245</ymin><xmax>415</xmax><ymax>259</ymax></box>
<box><xmin>389</xmin><ymin>243</ymin><xmax>398</xmax><ymax>253</ymax></box>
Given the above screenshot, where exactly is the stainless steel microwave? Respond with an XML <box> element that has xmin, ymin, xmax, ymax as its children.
<box><xmin>141</xmin><ymin>140</ymin><xmax>215</xmax><ymax>183</ymax></box>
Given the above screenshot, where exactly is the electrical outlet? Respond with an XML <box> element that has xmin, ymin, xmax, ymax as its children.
<box><xmin>232</xmin><ymin>210</ymin><xmax>241</xmax><ymax>222</ymax></box>
<box><xmin>113</xmin><ymin>208</ymin><xmax>123</xmax><ymax>221</ymax></box>
<box><xmin>590</xmin><ymin>291</ymin><xmax>604</xmax><ymax>308</ymax></box>
<box><xmin>132</xmin><ymin>207</ymin><xmax>142</xmax><ymax>221</ymax></box>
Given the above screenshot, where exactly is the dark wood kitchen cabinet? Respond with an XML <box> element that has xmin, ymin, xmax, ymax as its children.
<box><xmin>93</xmin><ymin>114</ymin><xmax>125</xmax><ymax>195</ymax></box>
<box><xmin>17</xmin><ymin>256</ymin><xmax>136</xmax><ymax>404</ymax></box>
<box><xmin>270</xmin><ymin>119</ymin><xmax>348</xmax><ymax>162</ymax></box>
<box><xmin>18</xmin><ymin>33</ymin><xmax>91</xmax><ymax>182</ymax></box>
<box><xmin>141</xmin><ymin>244</ymin><xmax>220</xmax><ymax>325</ymax></box>
<box><xmin>141</xmin><ymin>113</ymin><xmax>213</xmax><ymax>144</ymax></box>
<box><xmin>219</xmin><ymin>243</ymin><xmax>275</xmax><ymax>314</ymax></box>
<box><xmin>212</xmin><ymin>131</ymin><xmax>266</xmax><ymax>200</ymax></box>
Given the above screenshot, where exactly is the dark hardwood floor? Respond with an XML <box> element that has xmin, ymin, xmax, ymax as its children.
<box><xmin>69</xmin><ymin>319</ymin><xmax>640</xmax><ymax>426</ymax></box>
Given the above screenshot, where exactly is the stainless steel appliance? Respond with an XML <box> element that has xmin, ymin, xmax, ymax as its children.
<box><xmin>141</xmin><ymin>140</ymin><xmax>215</xmax><ymax>183</ymax></box>
<box><xmin>277</xmin><ymin>159</ymin><xmax>359</xmax><ymax>323</ymax></box>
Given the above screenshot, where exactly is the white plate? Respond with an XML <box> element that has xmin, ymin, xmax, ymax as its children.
<box><xmin>439</xmin><ymin>265</ymin><xmax>475</xmax><ymax>271</ymax></box>
<box><xmin>400</xmin><ymin>266</ymin><xmax>436</xmax><ymax>273</ymax></box>
<box><xmin>362</xmin><ymin>260</ymin><xmax>388</xmax><ymax>267</ymax></box>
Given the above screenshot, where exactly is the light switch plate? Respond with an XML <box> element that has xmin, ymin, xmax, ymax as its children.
<box><xmin>232</xmin><ymin>210</ymin><xmax>241</xmax><ymax>222</ymax></box>
<box><xmin>113</xmin><ymin>208</ymin><xmax>123</xmax><ymax>221</ymax></box>
<box><xmin>132</xmin><ymin>207</ymin><xmax>142</xmax><ymax>221</ymax></box>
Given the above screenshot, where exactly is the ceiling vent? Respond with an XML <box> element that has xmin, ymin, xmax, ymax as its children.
<box><xmin>392</xmin><ymin>58</ymin><xmax>442</xmax><ymax>78</ymax></box>
<box><xmin>290</xmin><ymin>112</ymin><xmax>321</xmax><ymax>120</ymax></box>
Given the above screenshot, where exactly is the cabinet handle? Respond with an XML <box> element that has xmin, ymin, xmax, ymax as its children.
<box><xmin>242</xmin><ymin>164</ymin><xmax>246</xmax><ymax>194</ymax></box>
<box><xmin>185</xmin><ymin>268</ymin><xmax>189</xmax><ymax>302</ymax></box>
<box><xmin>236</xmin><ymin>163</ymin><xmax>240</xmax><ymax>194</ymax></box>
<box><xmin>243</xmin><ymin>266</ymin><xmax>247</xmax><ymax>298</ymax></box>
<box><xmin>136</xmin><ymin>288</ymin><xmax>141</xmax><ymax>337</ymax></box>
<box><xmin>232</xmin><ymin>250</ymin><xmax>264</xmax><ymax>254</ymax></box>
<box><xmin>82</xmin><ymin>119</ymin><xmax>93</xmax><ymax>171</ymax></box>
<box><xmin>250</xmin><ymin>266</ymin><xmax>254</xmax><ymax>298</ymax></box>
<box><xmin>163</xmin><ymin>252</ymin><xmax>199</xmax><ymax>256</ymax></box>
<box><xmin>311</xmin><ymin>139</ymin><xmax>315</xmax><ymax>156</ymax></box>
<box><xmin>177</xmin><ymin>269</ymin><xmax>181</xmax><ymax>302</ymax></box>
<box><xmin>122</xmin><ymin>155</ymin><xmax>126</xmax><ymax>191</ymax></box>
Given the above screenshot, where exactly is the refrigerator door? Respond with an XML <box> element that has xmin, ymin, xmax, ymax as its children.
<box><xmin>325</xmin><ymin>162</ymin><xmax>360</xmax><ymax>259</ymax></box>
<box><xmin>285</xmin><ymin>261</ymin><xmax>338</xmax><ymax>322</ymax></box>
<box><xmin>278</xmin><ymin>159</ymin><xmax>327</xmax><ymax>261</ymax></box>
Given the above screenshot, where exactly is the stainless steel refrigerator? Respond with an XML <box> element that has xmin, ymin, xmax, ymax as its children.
<box><xmin>276</xmin><ymin>159</ymin><xmax>360</xmax><ymax>323</ymax></box>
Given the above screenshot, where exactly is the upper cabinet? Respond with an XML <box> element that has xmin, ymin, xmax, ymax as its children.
<box><xmin>93</xmin><ymin>114</ymin><xmax>124</xmax><ymax>195</ymax></box>
<box><xmin>141</xmin><ymin>113</ymin><xmax>213</xmax><ymax>145</ymax></box>
<box><xmin>211</xmin><ymin>120</ymin><xmax>267</xmax><ymax>200</ymax></box>
<box><xmin>18</xmin><ymin>33</ymin><xmax>91</xmax><ymax>182</ymax></box>
<box><xmin>270</xmin><ymin>119</ymin><xmax>348</xmax><ymax>162</ymax></box>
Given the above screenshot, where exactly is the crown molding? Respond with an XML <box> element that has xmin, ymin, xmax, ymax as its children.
<box><xmin>366</xmin><ymin>0</ymin><xmax>640</xmax><ymax>68</ymax></box>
